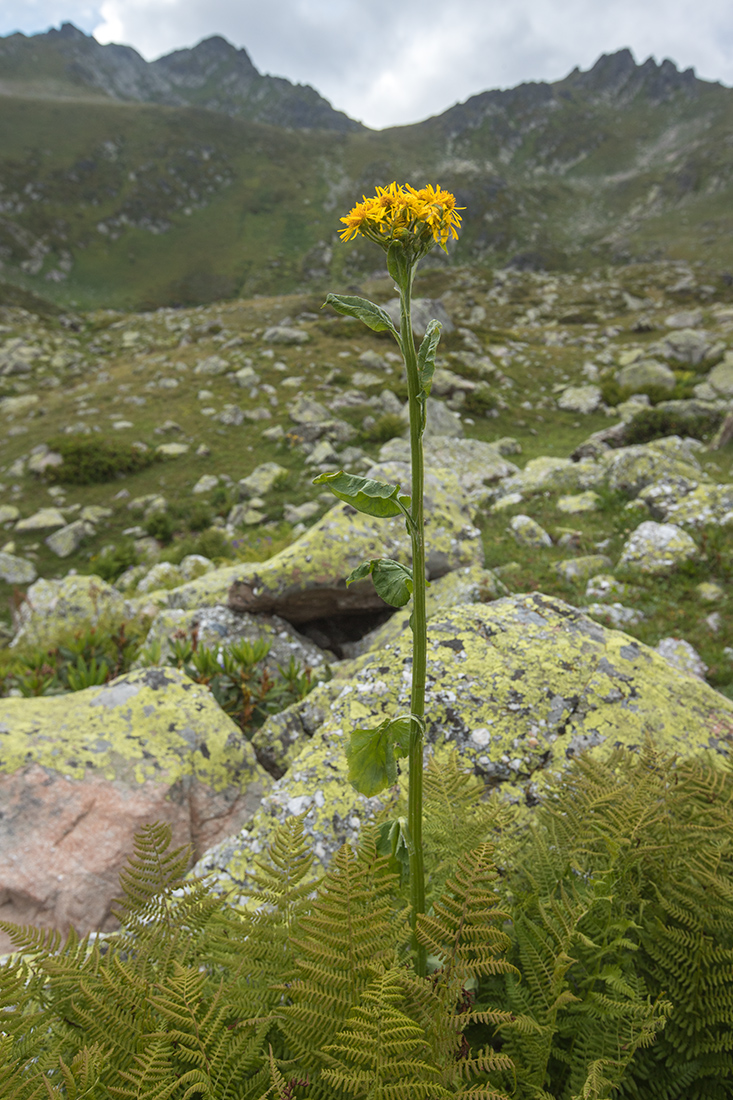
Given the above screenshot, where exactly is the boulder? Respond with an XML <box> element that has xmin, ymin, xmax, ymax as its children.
<box><xmin>557</xmin><ymin>385</ymin><xmax>603</xmax><ymax>414</ymax></box>
<box><xmin>707</xmin><ymin>359</ymin><xmax>733</xmax><ymax>398</ymax></box>
<box><xmin>606</xmin><ymin>439</ymin><xmax>706</xmax><ymax>496</ymax></box>
<box><xmin>193</xmin><ymin>474</ymin><xmax>220</xmax><ymax>494</ymax></box>
<box><xmin>0</xmin><ymin>551</ymin><xmax>37</xmax><ymax>585</ymax></box>
<box><xmin>238</xmin><ymin>462</ymin><xmax>288</xmax><ymax>498</ymax></box>
<box><xmin>0</xmin><ymin>505</ymin><xmax>20</xmax><ymax>524</ymax></box>
<box><xmin>665</xmin><ymin>310</ymin><xmax>703</xmax><ymax>329</ymax></box>
<box><xmin>379</xmin><ymin>436</ymin><xmax>518</xmax><ymax>499</ymax></box>
<box><xmin>508</xmin><ymin>514</ymin><xmax>552</xmax><ymax>548</ymax></box>
<box><xmin>45</xmin><ymin>520</ymin><xmax>93</xmax><ymax>558</ymax></box>
<box><xmin>0</xmin><ymin>667</ymin><xmax>270</xmax><ymax>950</ymax></box>
<box><xmin>616</xmin><ymin>359</ymin><xmax>676</xmax><ymax>393</ymax></box>
<box><xmin>0</xmin><ymin>394</ymin><xmax>39</xmax><ymax>416</ymax></box>
<box><xmin>156</xmin><ymin>442</ymin><xmax>189</xmax><ymax>457</ymax></box>
<box><xmin>658</xmin><ymin>483</ymin><xmax>733</xmax><ymax>528</ymax></box>
<box><xmin>617</xmin><ymin>521</ymin><xmax>697</xmax><ymax>574</ymax></box>
<box><xmin>194</xmin><ymin>595</ymin><xmax>733</xmax><ymax>896</ymax></box>
<box><xmin>136</xmin><ymin>561</ymin><xmax>184</xmax><ymax>594</ymax></box>
<box><xmin>179</xmin><ymin>554</ymin><xmax>216</xmax><ymax>581</ymax></box>
<box><xmin>500</xmin><ymin>456</ymin><xmax>605</xmax><ymax>496</ymax></box>
<box><xmin>657</xmin><ymin>328</ymin><xmax>710</xmax><ymax>366</ymax></box>
<box><xmin>140</xmin><ymin>605</ymin><xmax>328</xmax><ymax>673</ymax></box>
<box><xmin>554</xmin><ymin>554</ymin><xmax>611</xmax><ymax>582</ymax></box>
<box><xmin>11</xmin><ymin>574</ymin><xmax>129</xmax><ymax>648</ymax></box>
<box><xmin>262</xmin><ymin>326</ymin><xmax>309</xmax><ymax>345</ymax></box>
<box><xmin>557</xmin><ymin>491</ymin><xmax>600</xmax><ymax>514</ymax></box>
<box><xmin>399</xmin><ymin>396</ymin><xmax>464</xmax><ymax>438</ymax></box>
<box><xmin>656</xmin><ymin>637</ymin><xmax>707</xmax><ymax>679</ymax></box>
<box><xmin>217</xmin><ymin>404</ymin><xmax>245</xmax><ymax>426</ymax></box>
<box><xmin>193</xmin><ymin>355</ymin><xmax>230</xmax><ymax>375</ymax></box>
<box><xmin>15</xmin><ymin>508</ymin><xmax>67</xmax><ymax>532</ymax></box>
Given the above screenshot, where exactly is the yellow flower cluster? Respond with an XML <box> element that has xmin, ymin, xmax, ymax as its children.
<box><xmin>339</xmin><ymin>182</ymin><xmax>463</xmax><ymax>254</ymax></box>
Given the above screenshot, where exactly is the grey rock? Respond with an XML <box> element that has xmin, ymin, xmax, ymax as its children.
<box><xmin>509</xmin><ymin>514</ymin><xmax>552</xmax><ymax>548</ymax></box>
<box><xmin>382</xmin><ymin>298</ymin><xmax>454</xmax><ymax>338</ymax></box>
<box><xmin>557</xmin><ymin>384</ymin><xmax>603</xmax><ymax>414</ymax></box>
<box><xmin>658</xmin><ymin>329</ymin><xmax>711</xmax><ymax>366</ymax></box>
<box><xmin>617</xmin><ymin>521</ymin><xmax>697</xmax><ymax>574</ymax></box>
<box><xmin>193</xmin><ymin>356</ymin><xmax>230</xmax><ymax>376</ymax></box>
<box><xmin>616</xmin><ymin>359</ymin><xmax>676</xmax><ymax>393</ymax></box>
<box><xmin>238</xmin><ymin>462</ymin><xmax>287</xmax><ymax>498</ymax></box>
<box><xmin>284</xmin><ymin>500</ymin><xmax>320</xmax><ymax>525</ymax></box>
<box><xmin>656</xmin><ymin>637</ymin><xmax>707</xmax><ymax>679</ymax></box>
<box><xmin>665</xmin><ymin>310</ymin><xmax>703</xmax><ymax>329</ymax></box>
<box><xmin>554</xmin><ymin>554</ymin><xmax>612</xmax><ymax>582</ymax></box>
<box><xmin>15</xmin><ymin>508</ymin><xmax>67</xmax><ymax>532</ymax></box>
<box><xmin>707</xmin><ymin>359</ymin><xmax>733</xmax><ymax>398</ymax></box>
<box><xmin>262</xmin><ymin>326</ymin><xmax>309</xmax><ymax>345</ymax></box>
<box><xmin>217</xmin><ymin>404</ymin><xmax>245</xmax><ymax>426</ymax></box>
<box><xmin>192</xmin><ymin>474</ymin><xmax>220</xmax><ymax>494</ymax></box>
<box><xmin>0</xmin><ymin>551</ymin><xmax>37</xmax><ymax>584</ymax></box>
<box><xmin>45</xmin><ymin>520</ymin><xmax>92</xmax><ymax>558</ymax></box>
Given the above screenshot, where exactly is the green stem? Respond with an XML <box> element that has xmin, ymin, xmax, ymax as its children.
<box><xmin>399</xmin><ymin>266</ymin><xmax>427</xmax><ymax>978</ymax></box>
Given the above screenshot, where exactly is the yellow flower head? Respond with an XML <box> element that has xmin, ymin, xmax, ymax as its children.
<box><xmin>339</xmin><ymin>182</ymin><xmax>463</xmax><ymax>258</ymax></box>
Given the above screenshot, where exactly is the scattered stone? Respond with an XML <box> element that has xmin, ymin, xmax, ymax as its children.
<box><xmin>193</xmin><ymin>474</ymin><xmax>220</xmax><ymax>494</ymax></box>
<box><xmin>262</xmin><ymin>326</ymin><xmax>309</xmax><ymax>345</ymax></box>
<box><xmin>0</xmin><ymin>667</ymin><xmax>270</xmax><ymax>949</ymax></box>
<box><xmin>554</xmin><ymin>554</ymin><xmax>612</xmax><ymax>582</ymax></box>
<box><xmin>585</xmin><ymin>574</ymin><xmax>628</xmax><ymax>600</ymax></box>
<box><xmin>0</xmin><ymin>505</ymin><xmax>21</xmax><ymax>524</ymax></box>
<box><xmin>508</xmin><ymin>514</ymin><xmax>552</xmax><ymax>548</ymax></box>
<box><xmin>706</xmin><ymin>612</ymin><xmax>722</xmax><ymax>633</ymax></box>
<box><xmin>491</xmin><ymin>492</ymin><xmax>523</xmax><ymax>512</ymax></box>
<box><xmin>288</xmin><ymin>395</ymin><xmax>331</xmax><ymax>425</ymax></box>
<box><xmin>616</xmin><ymin>359</ymin><xmax>676</xmax><ymax>393</ymax></box>
<box><xmin>656</xmin><ymin>637</ymin><xmax>707</xmax><ymax>679</ymax></box>
<box><xmin>27</xmin><ymin>451</ymin><xmax>63</xmax><ymax>475</ymax></box>
<box><xmin>228</xmin><ymin>504</ymin><xmax>266</xmax><ymax>527</ymax></box>
<box><xmin>45</xmin><ymin>520</ymin><xmax>92</xmax><ymax>558</ymax></box>
<box><xmin>243</xmin><ymin>407</ymin><xmax>272</xmax><ymax>421</ymax></box>
<box><xmin>193</xmin><ymin>356</ymin><xmax>230</xmax><ymax>375</ymax></box>
<box><xmin>583</xmin><ymin>602</ymin><xmax>645</xmax><ymax>627</ymax></box>
<box><xmin>238</xmin><ymin>462</ymin><xmax>288</xmax><ymax>498</ymax></box>
<box><xmin>262</xmin><ymin>425</ymin><xmax>285</xmax><ymax>442</ymax></box>
<box><xmin>217</xmin><ymin>404</ymin><xmax>245</xmax><ymax>426</ymax></box>
<box><xmin>15</xmin><ymin>508</ymin><xmax>67</xmax><ymax>532</ymax></box>
<box><xmin>79</xmin><ymin>505</ymin><xmax>112</xmax><ymax>524</ymax></box>
<box><xmin>156</xmin><ymin>442</ymin><xmax>189</xmax><ymax>457</ymax></box>
<box><xmin>179</xmin><ymin>555</ymin><xmax>216</xmax><ymax>582</ymax></box>
<box><xmin>0</xmin><ymin>551</ymin><xmax>37</xmax><ymax>584</ymax></box>
<box><xmin>136</xmin><ymin>562</ymin><xmax>184</xmax><ymax>594</ymax></box>
<box><xmin>657</xmin><ymin>328</ymin><xmax>710</xmax><ymax>365</ymax></box>
<box><xmin>11</xmin><ymin>574</ymin><xmax>127</xmax><ymax>647</ymax></box>
<box><xmin>658</xmin><ymin>483</ymin><xmax>733</xmax><ymax>528</ymax></box>
<box><xmin>557</xmin><ymin>491</ymin><xmax>600</xmax><ymax>514</ymax></box>
<box><xmin>665</xmin><ymin>310</ymin><xmax>704</xmax><ymax>329</ymax></box>
<box><xmin>195</xmin><ymin>443</ymin><xmax>211</xmax><ymax>457</ymax></box>
<box><xmin>557</xmin><ymin>385</ymin><xmax>603</xmax><ymax>413</ymax></box>
<box><xmin>606</xmin><ymin>439</ymin><xmax>704</xmax><ymax>496</ymax></box>
<box><xmin>1</xmin><ymin>394</ymin><xmax>39</xmax><ymax>417</ymax></box>
<box><xmin>283</xmin><ymin>500</ymin><xmax>320</xmax><ymax>525</ymax></box>
<box><xmin>502</xmin><ymin>456</ymin><xmax>604</xmax><ymax>496</ymax></box>
<box><xmin>232</xmin><ymin>366</ymin><xmax>260</xmax><ymax>386</ymax></box>
<box><xmin>357</xmin><ymin>350</ymin><xmax>390</xmax><ymax>371</ymax></box>
<box><xmin>707</xmin><ymin>359</ymin><xmax>733</xmax><ymax>398</ymax></box>
<box><xmin>617</xmin><ymin>521</ymin><xmax>697</xmax><ymax>574</ymax></box>
<box><xmin>696</xmin><ymin>581</ymin><xmax>725</xmax><ymax>602</ymax></box>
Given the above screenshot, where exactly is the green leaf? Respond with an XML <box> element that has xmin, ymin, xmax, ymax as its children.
<box><xmin>386</xmin><ymin>241</ymin><xmax>411</xmax><ymax>289</ymax></box>
<box><xmin>345</xmin><ymin>558</ymin><xmax>413</xmax><ymax>607</ymax></box>
<box><xmin>376</xmin><ymin>817</ymin><xmax>411</xmax><ymax>882</ymax></box>
<box><xmin>346</xmin><ymin>716</ymin><xmax>412</xmax><ymax>797</ymax></box>
<box><xmin>323</xmin><ymin>293</ymin><xmax>397</xmax><ymax>335</ymax></box>
<box><xmin>417</xmin><ymin>318</ymin><xmax>442</xmax><ymax>398</ymax></box>
<box><xmin>313</xmin><ymin>470</ymin><xmax>410</xmax><ymax>519</ymax></box>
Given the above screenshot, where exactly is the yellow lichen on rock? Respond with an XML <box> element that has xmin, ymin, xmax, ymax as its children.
<box><xmin>196</xmin><ymin>593</ymin><xmax>733</xmax><ymax>896</ymax></box>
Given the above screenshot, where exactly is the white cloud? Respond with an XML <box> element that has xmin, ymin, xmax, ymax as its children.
<box><xmin>3</xmin><ymin>0</ymin><xmax>732</xmax><ymax>128</ymax></box>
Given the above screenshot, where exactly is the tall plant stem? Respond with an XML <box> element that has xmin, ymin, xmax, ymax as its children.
<box><xmin>399</xmin><ymin>268</ymin><xmax>427</xmax><ymax>978</ymax></box>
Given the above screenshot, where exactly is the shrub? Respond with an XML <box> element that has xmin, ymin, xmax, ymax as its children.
<box><xmin>86</xmin><ymin>541</ymin><xmax>138</xmax><ymax>583</ymax></box>
<box><xmin>144</xmin><ymin>511</ymin><xmax>176</xmax><ymax>544</ymax></box>
<box><xmin>624</xmin><ymin>405</ymin><xmax>723</xmax><ymax>445</ymax></box>
<box><xmin>464</xmin><ymin>381</ymin><xmax>497</xmax><ymax>417</ymax></box>
<box><xmin>161</xmin><ymin>526</ymin><xmax>234</xmax><ymax>565</ymax></box>
<box><xmin>186</xmin><ymin>501</ymin><xmax>214</xmax><ymax>532</ymax></box>
<box><xmin>364</xmin><ymin>412</ymin><xmax>406</xmax><ymax>443</ymax></box>
<box><xmin>46</xmin><ymin>437</ymin><xmax>158</xmax><ymax>485</ymax></box>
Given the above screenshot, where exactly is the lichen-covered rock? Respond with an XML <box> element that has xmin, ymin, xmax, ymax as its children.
<box><xmin>501</xmin><ymin>456</ymin><xmax>605</xmax><ymax>497</ymax></box>
<box><xmin>616</xmin><ymin>358</ymin><xmax>676</xmax><ymax>392</ymax></box>
<box><xmin>136</xmin><ymin>561</ymin><xmax>185</xmax><ymax>594</ymax></box>
<box><xmin>195</xmin><ymin>595</ymin><xmax>733</xmax><ymax>897</ymax></box>
<box><xmin>0</xmin><ymin>667</ymin><xmax>271</xmax><ymax>949</ymax></box>
<box><xmin>238</xmin><ymin>462</ymin><xmax>288</xmax><ymax>498</ymax></box>
<box><xmin>554</xmin><ymin>555</ymin><xmax>611</xmax><ymax>582</ymax></box>
<box><xmin>15</xmin><ymin>508</ymin><xmax>67</xmax><ymax>532</ymax></box>
<box><xmin>617</xmin><ymin>521</ymin><xmax>697</xmax><ymax>574</ymax></box>
<box><xmin>167</xmin><ymin>460</ymin><xmax>483</xmax><ymax>620</ymax></box>
<box><xmin>263</xmin><ymin>325</ymin><xmax>309</xmax><ymax>345</ymax></box>
<box><xmin>509</xmin><ymin>514</ymin><xmax>552</xmax><ymax>548</ymax></box>
<box><xmin>657</xmin><ymin>328</ymin><xmax>711</xmax><ymax>365</ymax></box>
<box><xmin>641</xmin><ymin>480</ymin><xmax>733</xmax><ymax>528</ymax></box>
<box><xmin>606</xmin><ymin>439</ymin><xmax>706</xmax><ymax>496</ymax></box>
<box><xmin>380</xmin><ymin>436</ymin><xmax>518</xmax><ymax>499</ymax></box>
<box><xmin>179</xmin><ymin>554</ymin><xmax>216</xmax><ymax>581</ymax></box>
<box><xmin>656</xmin><ymin>637</ymin><xmax>707</xmax><ymax>679</ymax></box>
<box><xmin>11</xmin><ymin>574</ymin><xmax>129</xmax><ymax>647</ymax></box>
<box><xmin>140</xmin><ymin>605</ymin><xmax>329</xmax><ymax>670</ymax></box>
<box><xmin>707</xmin><ymin>360</ymin><xmax>733</xmax><ymax>397</ymax></box>
<box><xmin>0</xmin><ymin>551</ymin><xmax>36</xmax><ymax>585</ymax></box>
<box><xmin>45</xmin><ymin>520</ymin><xmax>93</xmax><ymax>558</ymax></box>
<box><xmin>557</xmin><ymin>385</ymin><xmax>603</xmax><ymax>413</ymax></box>
<box><xmin>557</xmin><ymin>491</ymin><xmax>600</xmax><ymax>514</ymax></box>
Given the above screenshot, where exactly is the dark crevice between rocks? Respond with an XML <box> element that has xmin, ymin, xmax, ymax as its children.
<box><xmin>297</xmin><ymin>608</ymin><xmax>395</xmax><ymax>660</ymax></box>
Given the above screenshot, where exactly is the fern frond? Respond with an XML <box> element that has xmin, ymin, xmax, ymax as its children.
<box><xmin>111</xmin><ymin>821</ymin><xmax>192</xmax><ymax>931</ymax></box>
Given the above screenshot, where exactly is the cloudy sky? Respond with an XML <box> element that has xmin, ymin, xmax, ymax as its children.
<box><xmin>4</xmin><ymin>0</ymin><xmax>733</xmax><ymax>128</ymax></box>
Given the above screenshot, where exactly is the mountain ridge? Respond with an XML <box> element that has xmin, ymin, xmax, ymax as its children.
<box><xmin>0</xmin><ymin>22</ymin><xmax>363</xmax><ymax>132</ymax></box>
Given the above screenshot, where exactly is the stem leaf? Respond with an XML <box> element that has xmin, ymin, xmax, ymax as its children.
<box><xmin>345</xmin><ymin>558</ymin><xmax>413</xmax><ymax>607</ymax></box>
<box><xmin>346</xmin><ymin>716</ymin><xmax>412</xmax><ymax>797</ymax></box>
<box><xmin>313</xmin><ymin>470</ymin><xmax>411</xmax><ymax>519</ymax></box>
<box><xmin>386</xmin><ymin>241</ymin><xmax>411</xmax><ymax>287</ymax></box>
<box><xmin>417</xmin><ymin>318</ymin><xmax>442</xmax><ymax>397</ymax></box>
<box><xmin>376</xmin><ymin>817</ymin><xmax>411</xmax><ymax>883</ymax></box>
<box><xmin>323</xmin><ymin>293</ymin><xmax>398</xmax><ymax>335</ymax></box>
